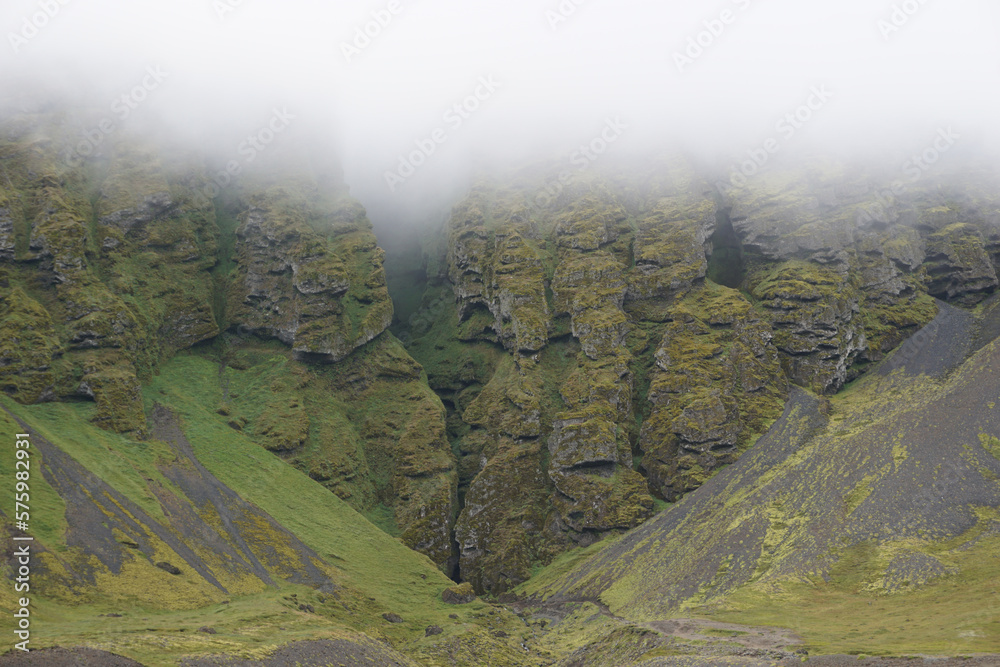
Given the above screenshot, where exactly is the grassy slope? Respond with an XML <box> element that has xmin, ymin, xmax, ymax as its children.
<box><xmin>0</xmin><ymin>350</ymin><xmax>527</xmax><ymax>666</ymax></box>
<box><xmin>518</xmin><ymin>312</ymin><xmax>1000</xmax><ymax>657</ymax></box>
<box><xmin>695</xmin><ymin>346</ymin><xmax>1000</xmax><ymax>655</ymax></box>
<box><xmin>145</xmin><ymin>353</ymin><xmax>457</xmax><ymax>624</ymax></box>
<box><xmin>704</xmin><ymin>533</ymin><xmax>1000</xmax><ymax>655</ymax></box>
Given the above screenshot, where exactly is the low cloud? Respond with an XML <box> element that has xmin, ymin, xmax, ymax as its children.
<box><xmin>1</xmin><ymin>0</ymin><xmax>998</xmax><ymax>232</ymax></box>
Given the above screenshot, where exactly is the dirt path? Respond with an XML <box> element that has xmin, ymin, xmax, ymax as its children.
<box><xmin>644</xmin><ymin>618</ymin><xmax>801</xmax><ymax>652</ymax></box>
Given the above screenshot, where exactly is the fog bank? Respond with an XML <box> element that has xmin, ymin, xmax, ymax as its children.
<box><xmin>2</xmin><ymin>0</ymin><xmax>998</xmax><ymax>231</ymax></box>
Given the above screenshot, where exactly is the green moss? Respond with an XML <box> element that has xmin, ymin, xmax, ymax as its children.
<box><xmin>861</xmin><ymin>290</ymin><xmax>938</xmax><ymax>356</ymax></box>
<box><xmin>979</xmin><ymin>433</ymin><xmax>1000</xmax><ymax>461</ymax></box>
<box><xmin>220</xmin><ymin>335</ymin><xmax>457</xmax><ymax>571</ymax></box>
<box><xmin>83</xmin><ymin>368</ymin><xmax>147</xmax><ymax>435</ymax></box>
<box><xmin>640</xmin><ymin>282</ymin><xmax>786</xmax><ymax>499</ymax></box>
<box><xmin>750</xmin><ymin>259</ymin><xmax>842</xmax><ymax>303</ymax></box>
<box><xmin>0</xmin><ymin>287</ymin><xmax>61</xmax><ymax>402</ymax></box>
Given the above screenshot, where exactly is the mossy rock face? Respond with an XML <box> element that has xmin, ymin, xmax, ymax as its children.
<box><xmin>546</xmin><ymin>242</ymin><xmax>652</xmax><ymax>532</ymax></box>
<box><xmin>721</xmin><ymin>161</ymin><xmax>996</xmax><ymax>387</ymax></box>
<box><xmin>454</xmin><ymin>443</ymin><xmax>551</xmax><ymax>595</ymax></box>
<box><xmin>412</xmin><ymin>169</ymin><xmax>717</xmax><ymax>593</ymax></box>
<box><xmin>0</xmin><ymin>287</ymin><xmax>61</xmax><ymax>403</ymax></box>
<box><xmin>923</xmin><ymin>223</ymin><xmax>998</xmax><ymax>305</ymax></box>
<box><xmin>640</xmin><ymin>283</ymin><xmax>786</xmax><ymax>500</ymax></box>
<box><xmin>627</xmin><ymin>198</ymin><xmax>715</xmax><ymax>305</ymax></box>
<box><xmin>552</xmin><ymin>194</ymin><xmax>630</xmax><ymax>251</ymax></box>
<box><xmin>224</xmin><ymin>334</ymin><xmax>458</xmax><ymax>572</ymax></box>
<box><xmin>228</xmin><ymin>187</ymin><xmax>393</xmax><ymax>362</ymax></box>
<box><xmin>882</xmin><ymin>226</ymin><xmax>926</xmax><ymax>271</ymax></box>
<box><xmin>463</xmin><ymin>354</ymin><xmax>543</xmax><ymax>441</ymax></box>
<box><xmin>723</xmin><ymin>164</ymin><xmax>861</xmax><ymax>263</ymax></box>
<box><xmin>441</xmin><ymin>581</ymin><xmax>477</xmax><ymax>604</ymax></box>
<box><xmin>552</xmin><ymin>252</ymin><xmax>629</xmax><ymax>360</ymax></box>
<box><xmin>0</xmin><ymin>123</ymin><xmax>224</xmax><ymax>431</ymax></box>
<box><xmin>94</xmin><ymin>141</ymin><xmax>221</xmax><ymax>360</ymax></box>
<box><xmin>401</xmin><ymin>155</ymin><xmax>1000</xmax><ymax>596</ymax></box>
<box><xmin>80</xmin><ymin>369</ymin><xmax>147</xmax><ymax>435</ymax></box>
<box><xmin>747</xmin><ymin>259</ymin><xmax>864</xmax><ymax>393</ymax></box>
<box><xmin>446</xmin><ymin>192</ymin><xmax>549</xmax><ymax>354</ymax></box>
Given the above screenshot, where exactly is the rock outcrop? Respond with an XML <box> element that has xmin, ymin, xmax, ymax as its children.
<box><xmin>229</xmin><ymin>192</ymin><xmax>393</xmax><ymax>362</ymax></box>
<box><xmin>0</xmin><ymin>112</ymin><xmax>458</xmax><ymax>572</ymax></box>
<box><xmin>399</xmin><ymin>154</ymin><xmax>1000</xmax><ymax>594</ymax></box>
<box><xmin>0</xmin><ymin>127</ymin><xmax>222</xmax><ymax>435</ymax></box>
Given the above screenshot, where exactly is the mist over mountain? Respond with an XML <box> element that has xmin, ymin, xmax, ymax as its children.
<box><xmin>3</xmin><ymin>0</ymin><xmax>1000</xmax><ymax>232</ymax></box>
<box><xmin>3</xmin><ymin>3</ymin><xmax>1000</xmax><ymax>665</ymax></box>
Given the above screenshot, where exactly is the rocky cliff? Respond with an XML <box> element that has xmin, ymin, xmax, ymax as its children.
<box><xmin>4</xmin><ymin>106</ymin><xmax>1000</xmax><ymax>663</ymax></box>
<box><xmin>396</xmin><ymin>153</ymin><xmax>1000</xmax><ymax>595</ymax></box>
<box><xmin>0</xmin><ymin>112</ymin><xmax>458</xmax><ymax>574</ymax></box>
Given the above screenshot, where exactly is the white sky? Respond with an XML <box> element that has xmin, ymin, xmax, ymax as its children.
<box><xmin>1</xmin><ymin>0</ymin><xmax>998</xmax><ymax>222</ymax></box>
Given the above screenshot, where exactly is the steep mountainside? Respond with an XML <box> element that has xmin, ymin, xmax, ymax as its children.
<box><xmin>0</xmin><ymin>112</ymin><xmax>533</xmax><ymax>666</ymax></box>
<box><xmin>395</xmin><ymin>154</ymin><xmax>998</xmax><ymax>595</ymax></box>
<box><xmin>2</xmin><ymin>105</ymin><xmax>1000</xmax><ymax>664</ymax></box>
<box><xmin>518</xmin><ymin>294</ymin><xmax>1000</xmax><ymax>659</ymax></box>
<box><xmin>0</xmin><ymin>112</ymin><xmax>458</xmax><ymax>571</ymax></box>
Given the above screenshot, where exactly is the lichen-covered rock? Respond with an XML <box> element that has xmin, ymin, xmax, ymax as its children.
<box><xmin>454</xmin><ymin>443</ymin><xmax>550</xmax><ymax>595</ymax></box>
<box><xmin>446</xmin><ymin>192</ymin><xmax>549</xmax><ymax>353</ymax></box>
<box><xmin>627</xmin><ymin>199</ymin><xmax>715</xmax><ymax>307</ymax></box>
<box><xmin>640</xmin><ymin>283</ymin><xmax>786</xmax><ymax>500</ymax></box>
<box><xmin>748</xmin><ymin>259</ymin><xmax>864</xmax><ymax>393</ymax></box>
<box><xmin>441</xmin><ymin>582</ymin><xmax>477</xmax><ymax>605</ymax></box>
<box><xmin>0</xmin><ymin>287</ymin><xmax>61</xmax><ymax>403</ymax></box>
<box><xmin>229</xmin><ymin>188</ymin><xmax>393</xmax><ymax>362</ymax></box>
<box><xmin>922</xmin><ymin>223</ymin><xmax>998</xmax><ymax>305</ymax></box>
<box><xmin>882</xmin><ymin>227</ymin><xmax>926</xmax><ymax>271</ymax></box>
<box><xmin>553</xmin><ymin>252</ymin><xmax>629</xmax><ymax>360</ymax></box>
<box><xmin>552</xmin><ymin>194</ymin><xmax>630</xmax><ymax>251</ymax></box>
<box><xmin>427</xmin><ymin>175</ymin><xmax>707</xmax><ymax>593</ymax></box>
<box><xmin>547</xmin><ymin>246</ymin><xmax>654</xmax><ymax>536</ymax></box>
<box><xmin>453</xmin><ymin>352</ymin><xmax>555</xmax><ymax>591</ymax></box>
<box><xmin>462</xmin><ymin>354</ymin><xmax>543</xmax><ymax>441</ymax></box>
<box><xmin>80</xmin><ymin>368</ymin><xmax>147</xmax><ymax>435</ymax></box>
